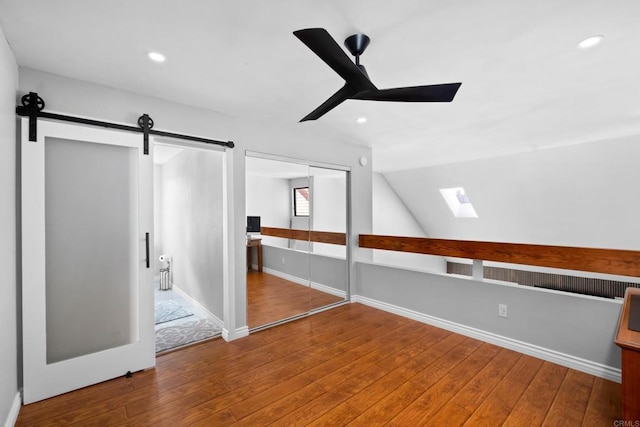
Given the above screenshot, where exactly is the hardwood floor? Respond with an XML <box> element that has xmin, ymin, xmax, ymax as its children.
<box><xmin>247</xmin><ymin>271</ymin><xmax>344</xmax><ymax>329</ymax></box>
<box><xmin>16</xmin><ymin>303</ymin><xmax>620</xmax><ymax>426</ymax></box>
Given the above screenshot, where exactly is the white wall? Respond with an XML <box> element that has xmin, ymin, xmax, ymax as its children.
<box><xmin>289</xmin><ymin>177</ymin><xmax>310</xmax><ymax>252</ymax></box>
<box><xmin>19</xmin><ymin>68</ymin><xmax>373</xmax><ymax>337</ymax></box>
<box><xmin>246</xmin><ymin>165</ymin><xmax>349</xmax><ymax>258</ymax></box>
<box><xmin>384</xmin><ymin>136</ymin><xmax>640</xmax><ymax>250</ymax></box>
<box><xmin>158</xmin><ymin>148</ymin><xmax>224</xmax><ymax>318</ymax></box>
<box><xmin>245</xmin><ymin>174</ymin><xmax>290</xmax><ymax>248</ymax></box>
<box><xmin>372</xmin><ymin>172</ymin><xmax>446</xmax><ymax>272</ymax></box>
<box><xmin>312</xmin><ymin>172</ymin><xmax>347</xmax><ymax>258</ymax></box>
<box><xmin>0</xmin><ymin>25</ymin><xmax>19</xmax><ymax>427</ymax></box>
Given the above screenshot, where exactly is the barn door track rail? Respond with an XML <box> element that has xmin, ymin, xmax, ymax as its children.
<box><xmin>16</xmin><ymin>91</ymin><xmax>235</xmax><ymax>154</ymax></box>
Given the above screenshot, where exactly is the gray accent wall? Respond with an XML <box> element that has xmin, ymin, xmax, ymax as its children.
<box><xmin>260</xmin><ymin>245</ymin><xmax>347</xmax><ymax>293</ymax></box>
<box><xmin>158</xmin><ymin>148</ymin><xmax>224</xmax><ymax>318</ymax></box>
<box><xmin>310</xmin><ymin>253</ymin><xmax>347</xmax><ymax>293</ymax></box>
<box><xmin>261</xmin><ymin>245</ymin><xmax>309</xmax><ymax>284</ymax></box>
<box><xmin>0</xmin><ymin>24</ymin><xmax>18</xmax><ymax>426</ymax></box>
<box><xmin>356</xmin><ymin>262</ymin><xmax>622</xmax><ymax>370</ymax></box>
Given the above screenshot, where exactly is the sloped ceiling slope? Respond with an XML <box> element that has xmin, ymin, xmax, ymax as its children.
<box><xmin>0</xmin><ymin>1</ymin><xmax>639</xmax><ymax>172</ymax></box>
<box><xmin>383</xmin><ymin>135</ymin><xmax>640</xmax><ymax>250</ymax></box>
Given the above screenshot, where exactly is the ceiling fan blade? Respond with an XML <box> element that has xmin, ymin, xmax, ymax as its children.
<box><xmin>294</xmin><ymin>28</ymin><xmax>376</xmax><ymax>92</ymax></box>
<box><xmin>300</xmin><ymin>85</ymin><xmax>357</xmax><ymax>122</ymax></box>
<box><xmin>352</xmin><ymin>82</ymin><xmax>461</xmax><ymax>102</ymax></box>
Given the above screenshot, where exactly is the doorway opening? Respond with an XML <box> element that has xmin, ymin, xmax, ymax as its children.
<box><xmin>153</xmin><ymin>143</ymin><xmax>225</xmax><ymax>352</ymax></box>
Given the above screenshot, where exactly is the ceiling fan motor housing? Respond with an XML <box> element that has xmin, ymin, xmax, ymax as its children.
<box><xmin>344</xmin><ymin>33</ymin><xmax>370</xmax><ymax>58</ymax></box>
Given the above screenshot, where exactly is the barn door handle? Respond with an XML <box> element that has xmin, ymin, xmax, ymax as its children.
<box><xmin>145</xmin><ymin>232</ymin><xmax>150</xmax><ymax>269</ymax></box>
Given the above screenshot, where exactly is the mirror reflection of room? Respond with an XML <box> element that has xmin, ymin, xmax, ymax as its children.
<box><xmin>308</xmin><ymin>166</ymin><xmax>348</xmax><ymax>311</ymax></box>
<box><xmin>246</xmin><ymin>155</ymin><xmax>348</xmax><ymax>329</ymax></box>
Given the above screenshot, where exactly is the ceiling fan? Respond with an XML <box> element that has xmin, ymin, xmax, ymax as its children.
<box><xmin>293</xmin><ymin>28</ymin><xmax>462</xmax><ymax>122</ymax></box>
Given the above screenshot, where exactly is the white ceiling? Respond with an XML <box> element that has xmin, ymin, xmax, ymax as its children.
<box><xmin>1</xmin><ymin>0</ymin><xmax>639</xmax><ymax>172</ymax></box>
<box><xmin>246</xmin><ymin>155</ymin><xmax>347</xmax><ymax>179</ymax></box>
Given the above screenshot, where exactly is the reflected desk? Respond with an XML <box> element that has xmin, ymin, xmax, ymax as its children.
<box><xmin>615</xmin><ymin>287</ymin><xmax>640</xmax><ymax>422</ymax></box>
<box><xmin>247</xmin><ymin>238</ymin><xmax>262</xmax><ymax>272</ymax></box>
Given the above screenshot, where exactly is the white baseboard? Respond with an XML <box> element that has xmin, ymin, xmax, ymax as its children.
<box><xmin>171</xmin><ymin>285</ymin><xmax>224</xmax><ymax>329</ymax></box>
<box><xmin>262</xmin><ymin>267</ymin><xmax>347</xmax><ymax>298</ymax></box>
<box><xmin>235</xmin><ymin>326</ymin><xmax>249</xmax><ymax>338</ymax></box>
<box><xmin>3</xmin><ymin>391</ymin><xmax>21</xmax><ymax>427</ymax></box>
<box><xmin>352</xmin><ymin>295</ymin><xmax>621</xmax><ymax>383</ymax></box>
<box><xmin>223</xmin><ymin>326</ymin><xmax>249</xmax><ymax>342</ymax></box>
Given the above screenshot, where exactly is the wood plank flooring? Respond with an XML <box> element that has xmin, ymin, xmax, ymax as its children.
<box><xmin>247</xmin><ymin>271</ymin><xmax>344</xmax><ymax>329</ymax></box>
<box><xmin>16</xmin><ymin>303</ymin><xmax>621</xmax><ymax>426</ymax></box>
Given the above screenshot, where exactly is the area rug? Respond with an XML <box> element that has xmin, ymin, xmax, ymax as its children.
<box><xmin>154</xmin><ymin>300</ymin><xmax>194</xmax><ymax>325</ymax></box>
<box><xmin>155</xmin><ymin>318</ymin><xmax>222</xmax><ymax>352</ymax></box>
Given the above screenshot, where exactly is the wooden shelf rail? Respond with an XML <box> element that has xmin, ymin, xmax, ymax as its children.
<box><xmin>359</xmin><ymin>234</ymin><xmax>640</xmax><ymax>278</ymax></box>
<box><xmin>261</xmin><ymin>226</ymin><xmax>346</xmax><ymax>246</ymax></box>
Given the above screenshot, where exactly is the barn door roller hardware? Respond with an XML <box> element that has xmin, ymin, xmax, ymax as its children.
<box><xmin>16</xmin><ymin>91</ymin><xmax>235</xmax><ymax>153</ymax></box>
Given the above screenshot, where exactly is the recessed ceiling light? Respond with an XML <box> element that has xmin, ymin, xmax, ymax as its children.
<box><xmin>148</xmin><ymin>52</ymin><xmax>166</xmax><ymax>63</ymax></box>
<box><xmin>578</xmin><ymin>35</ymin><xmax>604</xmax><ymax>49</ymax></box>
<box><xmin>357</xmin><ymin>117</ymin><xmax>367</xmax><ymax>124</ymax></box>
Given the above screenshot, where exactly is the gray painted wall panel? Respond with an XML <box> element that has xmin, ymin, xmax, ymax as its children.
<box><xmin>261</xmin><ymin>245</ymin><xmax>309</xmax><ymax>283</ymax></box>
<box><xmin>357</xmin><ymin>262</ymin><xmax>622</xmax><ymax>369</ymax></box>
<box><xmin>310</xmin><ymin>254</ymin><xmax>347</xmax><ymax>292</ymax></box>
<box><xmin>260</xmin><ymin>245</ymin><xmax>347</xmax><ymax>293</ymax></box>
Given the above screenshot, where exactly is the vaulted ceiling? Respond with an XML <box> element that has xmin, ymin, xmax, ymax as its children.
<box><xmin>1</xmin><ymin>0</ymin><xmax>639</xmax><ymax>172</ymax></box>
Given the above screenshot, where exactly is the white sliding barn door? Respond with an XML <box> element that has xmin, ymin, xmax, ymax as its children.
<box><xmin>21</xmin><ymin>118</ymin><xmax>155</xmax><ymax>404</ymax></box>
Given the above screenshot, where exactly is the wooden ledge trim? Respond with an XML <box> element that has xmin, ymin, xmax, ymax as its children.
<box><xmin>261</xmin><ymin>226</ymin><xmax>346</xmax><ymax>246</ymax></box>
<box><xmin>359</xmin><ymin>234</ymin><xmax>640</xmax><ymax>277</ymax></box>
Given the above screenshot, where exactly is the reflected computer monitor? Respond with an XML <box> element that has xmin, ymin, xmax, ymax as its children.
<box><xmin>247</xmin><ymin>216</ymin><xmax>261</xmax><ymax>235</ymax></box>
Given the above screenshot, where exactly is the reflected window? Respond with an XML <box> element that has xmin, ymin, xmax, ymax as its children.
<box><xmin>294</xmin><ymin>187</ymin><xmax>309</xmax><ymax>217</ymax></box>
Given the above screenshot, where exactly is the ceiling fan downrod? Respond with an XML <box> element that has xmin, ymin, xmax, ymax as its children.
<box><xmin>344</xmin><ymin>33</ymin><xmax>370</xmax><ymax>66</ymax></box>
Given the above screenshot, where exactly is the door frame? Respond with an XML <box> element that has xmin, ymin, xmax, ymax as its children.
<box><xmin>151</xmin><ymin>139</ymin><xmax>230</xmax><ymax>337</ymax></box>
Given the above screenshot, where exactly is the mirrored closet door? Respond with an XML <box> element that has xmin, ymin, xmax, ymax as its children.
<box><xmin>308</xmin><ymin>166</ymin><xmax>349</xmax><ymax>311</ymax></box>
<box><xmin>245</xmin><ymin>154</ymin><xmax>349</xmax><ymax>330</ymax></box>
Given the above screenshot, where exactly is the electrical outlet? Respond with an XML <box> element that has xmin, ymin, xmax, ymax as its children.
<box><xmin>498</xmin><ymin>304</ymin><xmax>508</xmax><ymax>318</ymax></box>
<box><xmin>282</xmin><ymin>257</ymin><xmax>286</xmax><ymax>265</ymax></box>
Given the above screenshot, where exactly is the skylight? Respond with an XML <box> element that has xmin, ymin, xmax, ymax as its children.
<box><xmin>439</xmin><ymin>187</ymin><xmax>478</xmax><ymax>218</ymax></box>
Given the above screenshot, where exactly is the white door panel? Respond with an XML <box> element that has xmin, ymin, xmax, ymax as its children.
<box><xmin>21</xmin><ymin>118</ymin><xmax>154</xmax><ymax>404</ymax></box>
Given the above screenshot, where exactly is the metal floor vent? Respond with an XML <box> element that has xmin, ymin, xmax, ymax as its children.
<box><xmin>447</xmin><ymin>262</ymin><xmax>640</xmax><ymax>299</ymax></box>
